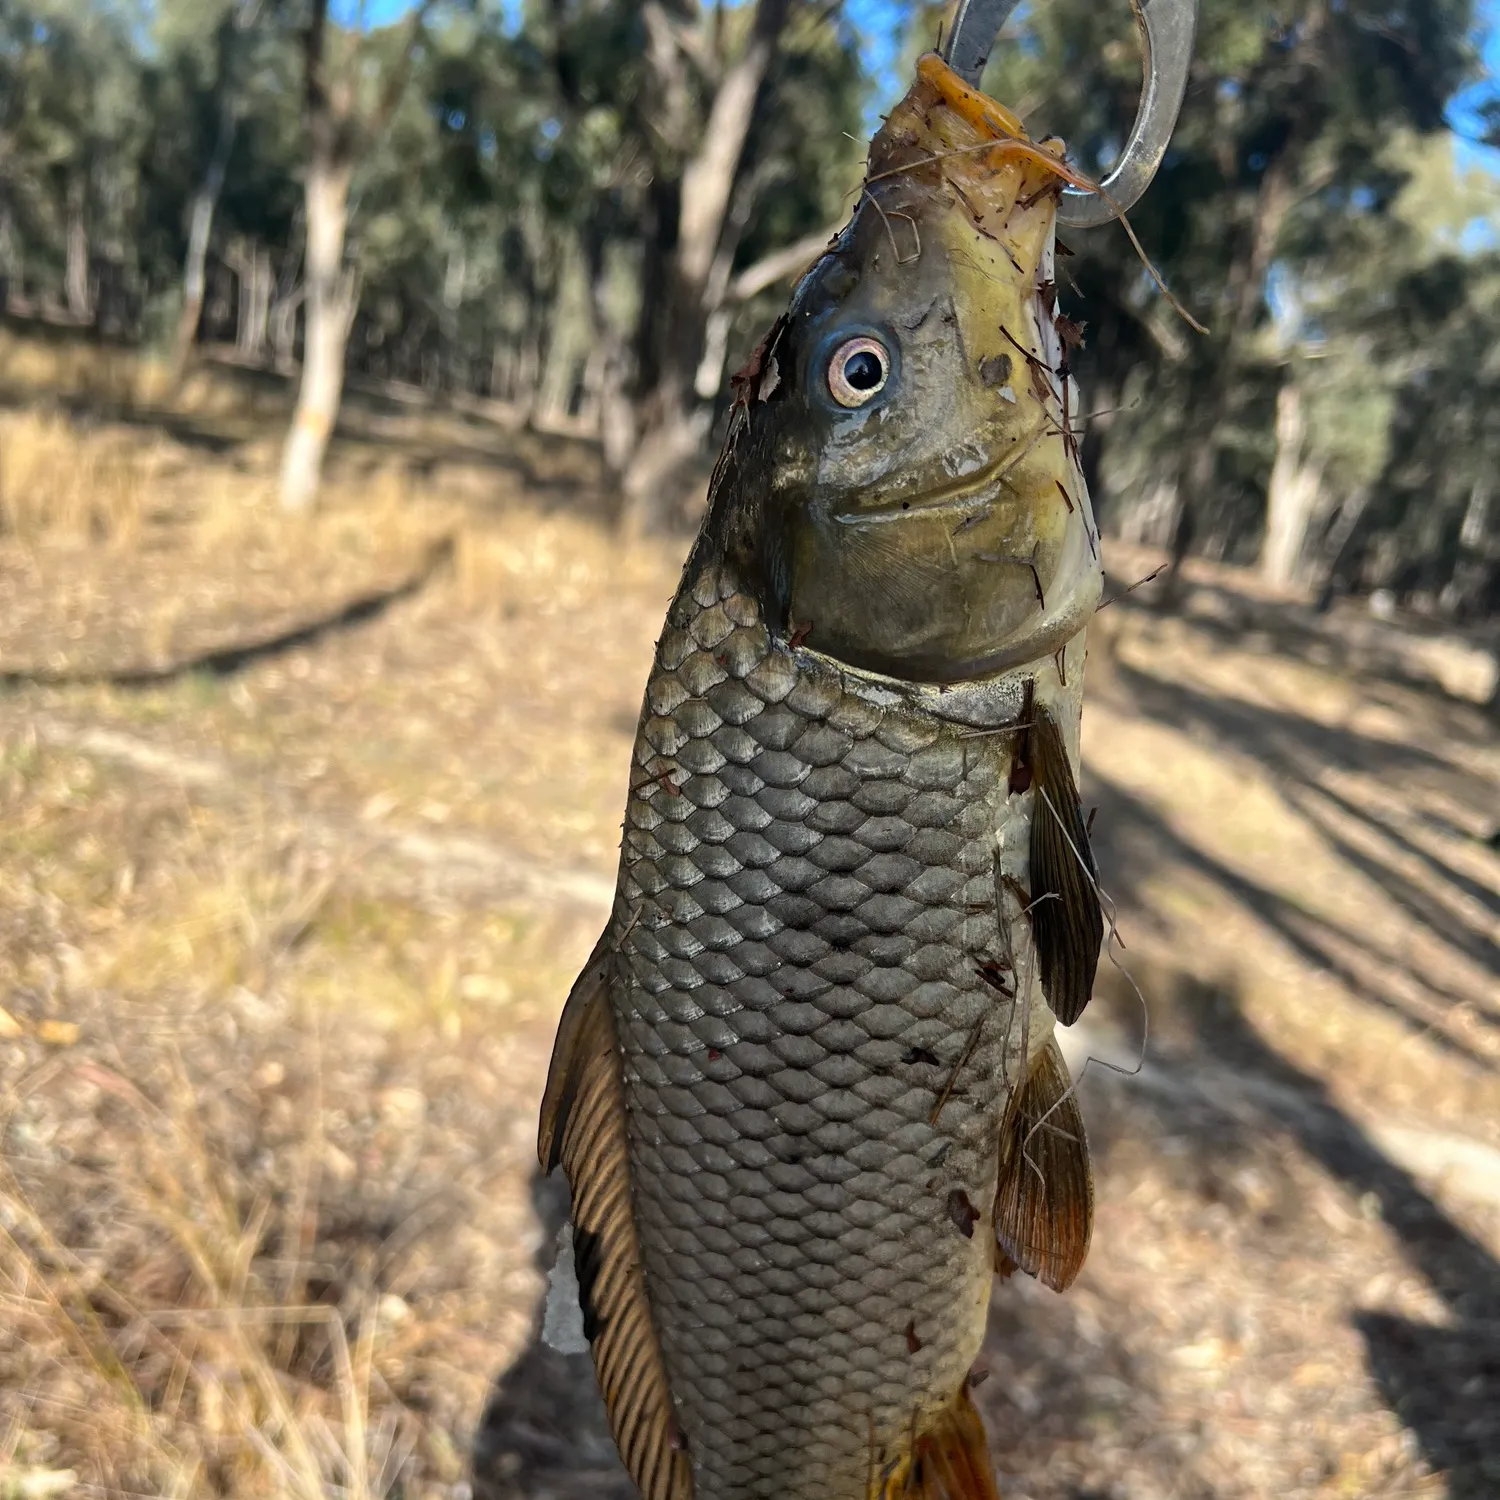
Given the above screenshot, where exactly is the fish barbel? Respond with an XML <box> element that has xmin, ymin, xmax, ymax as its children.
<box><xmin>540</xmin><ymin>53</ymin><xmax>1106</xmax><ymax>1500</ymax></box>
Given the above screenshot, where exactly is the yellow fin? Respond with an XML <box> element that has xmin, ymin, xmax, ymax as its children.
<box><xmin>881</xmin><ymin>1386</ymin><xmax>1002</xmax><ymax>1500</ymax></box>
<box><xmin>537</xmin><ymin>939</ymin><xmax>694</xmax><ymax>1500</ymax></box>
<box><xmin>1029</xmin><ymin>705</ymin><xmax>1104</xmax><ymax>1026</ymax></box>
<box><xmin>994</xmin><ymin>1037</ymin><xmax>1093</xmax><ymax>1293</ymax></box>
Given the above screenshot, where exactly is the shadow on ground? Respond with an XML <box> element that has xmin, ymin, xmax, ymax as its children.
<box><xmin>1090</xmin><ymin>650</ymin><xmax>1498</xmax><ymax>1068</ymax></box>
<box><xmin>473</xmin><ymin>1172</ymin><xmax>634</xmax><ymax>1500</ymax></box>
<box><xmin>1169</xmin><ymin>974</ymin><xmax>1500</xmax><ymax>1499</ymax></box>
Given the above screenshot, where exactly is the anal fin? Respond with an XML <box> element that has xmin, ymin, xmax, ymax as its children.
<box><xmin>881</xmin><ymin>1386</ymin><xmax>1002</xmax><ymax>1500</ymax></box>
<box><xmin>993</xmin><ymin>1036</ymin><xmax>1093</xmax><ymax>1293</ymax></box>
<box><xmin>1029</xmin><ymin>705</ymin><xmax>1104</xmax><ymax>1026</ymax></box>
<box><xmin>537</xmin><ymin>936</ymin><xmax>693</xmax><ymax>1500</ymax></box>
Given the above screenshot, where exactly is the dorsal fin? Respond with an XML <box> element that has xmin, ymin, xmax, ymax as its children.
<box><xmin>993</xmin><ymin>1036</ymin><xmax>1093</xmax><ymax>1292</ymax></box>
<box><xmin>538</xmin><ymin>939</ymin><xmax>694</xmax><ymax>1500</ymax></box>
<box><xmin>1028</xmin><ymin>704</ymin><xmax>1104</xmax><ymax>1026</ymax></box>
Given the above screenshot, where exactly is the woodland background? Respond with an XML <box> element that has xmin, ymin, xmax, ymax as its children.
<box><xmin>1</xmin><ymin>0</ymin><xmax>1500</xmax><ymax>611</ymax></box>
<box><xmin>0</xmin><ymin>3</ymin><xmax>1497</xmax><ymax>1499</ymax></box>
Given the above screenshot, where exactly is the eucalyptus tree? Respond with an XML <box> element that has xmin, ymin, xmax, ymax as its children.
<box><xmin>151</xmin><ymin>0</ymin><xmax>270</xmax><ymax>379</ymax></box>
<box><xmin>0</xmin><ymin>0</ymin><xmax>149</xmax><ymax>324</ymax></box>
<box><xmin>535</xmin><ymin>0</ymin><xmax>865</xmax><ymax>530</ymax></box>
<box><xmin>278</xmin><ymin>0</ymin><xmax>442</xmax><ymax>513</ymax></box>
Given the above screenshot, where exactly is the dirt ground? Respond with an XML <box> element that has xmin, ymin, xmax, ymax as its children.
<box><xmin>0</xmin><ymin>343</ymin><xmax>1497</xmax><ymax>1499</ymax></box>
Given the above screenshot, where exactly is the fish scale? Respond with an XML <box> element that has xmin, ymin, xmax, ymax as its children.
<box><xmin>610</xmin><ymin>562</ymin><xmax>1050</xmax><ymax>1498</ymax></box>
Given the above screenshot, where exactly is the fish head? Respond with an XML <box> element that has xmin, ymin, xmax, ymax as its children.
<box><xmin>712</xmin><ymin>54</ymin><xmax>1103</xmax><ymax>683</ymax></box>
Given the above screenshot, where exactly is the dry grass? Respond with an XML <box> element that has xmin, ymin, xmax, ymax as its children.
<box><xmin>0</xmin><ymin>327</ymin><xmax>145</xmax><ymax>411</ymax></box>
<box><xmin>0</xmin><ymin>331</ymin><xmax>638</xmax><ymax>1494</ymax></box>
<box><xmin>0</xmin><ymin>746</ymin><xmax>555</xmax><ymax>1499</ymax></box>
<box><xmin>0</xmin><ymin>1062</ymin><xmax>416</xmax><ymax>1499</ymax></box>
<box><xmin>0</xmin><ymin>325</ymin><xmax>294</xmax><ymax>421</ymax></box>
<box><xmin>0</xmin><ymin>409</ymin><xmax>155</xmax><ymax>546</ymax></box>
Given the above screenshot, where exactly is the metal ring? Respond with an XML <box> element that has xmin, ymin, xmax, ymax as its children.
<box><xmin>1057</xmin><ymin>0</ymin><xmax>1197</xmax><ymax>227</ymax></box>
<box><xmin>940</xmin><ymin>0</ymin><xmax>1023</xmax><ymax>87</ymax></box>
<box><xmin>939</xmin><ymin>0</ymin><xmax>1197</xmax><ymax>229</ymax></box>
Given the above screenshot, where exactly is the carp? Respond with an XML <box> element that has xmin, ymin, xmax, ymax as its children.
<box><xmin>537</xmin><ymin>32</ymin><xmax>1172</xmax><ymax>1499</ymax></box>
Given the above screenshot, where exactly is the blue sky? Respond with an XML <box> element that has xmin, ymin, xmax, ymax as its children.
<box><xmin>343</xmin><ymin>0</ymin><xmax>912</xmax><ymax>85</ymax></box>
<box><xmin>847</xmin><ymin>0</ymin><xmax>909</xmax><ymax>120</ymax></box>
<box><xmin>331</xmin><ymin>0</ymin><xmax>430</xmax><ymax>24</ymax></box>
<box><xmin>1452</xmin><ymin>0</ymin><xmax>1500</xmax><ymax>172</ymax></box>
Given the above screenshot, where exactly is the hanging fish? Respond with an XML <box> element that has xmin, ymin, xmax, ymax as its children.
<box><xmin>539</xmin><ymin>4</ymin><xmax>1195</xmax><ymax>1495</ymax></box>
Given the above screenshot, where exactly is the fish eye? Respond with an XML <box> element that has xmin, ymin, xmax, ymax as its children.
<box><xmin>827</xmin><ymin>336</ymin><xmax>890</xmax><ymax>408</ymax></box>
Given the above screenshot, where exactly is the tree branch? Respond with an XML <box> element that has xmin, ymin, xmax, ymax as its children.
<box><xmin>677</xmin><ymin>0</ymin><xmax>794</xmax><ymax>290</ymax></box>
<box><xmin>366</xmin><ymin>0</ymin><xmax>439</xmax><ymax>139</ymax></box>
<box><xmin>304</xmin><ymin>0</ymin><xmax>332</xmax><ymax>149</ymax></box>
<box><xmin>728</xmin><ymin>225</ymin><xmax>839</xmax><ymax>301</ymax></box>
<box><xmin>640</xmin><ymin>1</ymin><xmax>699</xmax><ymax>154</ymax></box>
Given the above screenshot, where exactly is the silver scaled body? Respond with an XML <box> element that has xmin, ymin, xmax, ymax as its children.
<box><xmin>606</xmin><ymin>560</ymin><xmax>1073</xmax><ymax>1499</ymax></box>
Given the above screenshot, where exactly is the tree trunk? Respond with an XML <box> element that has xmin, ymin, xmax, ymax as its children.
<box><xmin>237</xmin><ymin>241</ymin><xmax>273</xmax><ymax>361</ymax></box>
<box><xmin>1158</xmin><ymin>158</ymin><xmax>1298</xmax><ymax>605</ymax></box>
<box><xmin>583</xmin><ymin>219</ymin><xmax>636</xmax><ymax>467</ymax></box>
<box><xmin>171</xmin><ymin>106</ymin><xmax>237</xmax><ymax>384</ymax></box>
<box><xmin>276</xmin><ymin>0</ymin><xmax>433</xmax><ymax>510</ymax></box>
<box><xmin>534</xmin><ymin>236</ymin><xmax>587</xmax><ymax>428</ymax></box>
<box><xmin>65</xmin><ymin>176</ymin><xmax>91</xmax><ymax>323</ymax></box>
<box><xmin>0</xmin><ymin>201</ymin><xmax>16</xmax><ymax>311</ymax></box>
<box><xmin>619</xmin><ymin>0</ymin><xmax>793</xmax><ymax>532</ymax></box>
<box><xmin>270</xmin><ymin>223</ymin><xmax>305</xmax><ymax>372</ymax></box>
<box><xmin>1260</xmin><ymin>380</ymin><xmax>1322</xmax><ymax>589</ymax></box>
<box><xmin>270</xmin><ymin>285</ymin><xmax>304</xmax><ymax>373</ymax></box>
<box><xmin>1310</xmin><ymin>486</ymin><xmax>1370</xmax><ymax>610</ymax></box>
<box><xmin>1162</xmin><ymin>0</ymin><xmax>1328</xmax><ymax>594</ymax></box>
<box><xmin>279</xmin><ymin>155</ymin><xmax>357</xmax><ymax>513</ymax></box>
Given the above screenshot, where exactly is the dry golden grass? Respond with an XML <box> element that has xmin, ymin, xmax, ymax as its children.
<box><xmin>0</xmin><ymin>336</ymin><xmax>634</xmax><ymax>1492</ymax></box>
<box><xmin>0</xmin><ymin>1066</ymin><xmax>416</xmax><ymax>1499</ymax></box>
<box><xmin>0</xmin><ymin>748</ymin><xmax>548</xmax><ymax>1499</ymax></box>
<box><xmin>0</xmin><ymin>325</ymin><xmax>294</xmax><ymax>422</ymax></box>
<box><xmin>0</xmin><ymin>327</ymin><xmax>145</xmax><ymax>411</ymax></box>
<box><xmin>0</xmin><ymin>409</ymin><xmax>155</xmax><ymax>546</ymax></box>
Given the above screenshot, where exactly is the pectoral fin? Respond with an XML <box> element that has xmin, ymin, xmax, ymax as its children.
<box><xmin>880</xmin><ymin>1386</ymin><xmax>1002</xmax><ymax>1500</ymax></box>
<box><xmin>1029</xmin><ymin>705</ymin><xmax>1104</xmax><ymax>1026</ymax></box>
<box><xmin>993</xmin><ymin>1036</ymin><xmax>1093</xmax><ymax>1292</ymax></box>
<box><xmin>537</xmin><ymin>937</ymin><xmax>693</xmax><ymax>1500</ymax></box>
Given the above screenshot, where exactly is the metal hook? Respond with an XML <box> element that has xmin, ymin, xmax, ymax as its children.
<box><xmin>939</xmin><ymin>0</ymin><xmax>1197</xmax><ymax>229</ymax></box>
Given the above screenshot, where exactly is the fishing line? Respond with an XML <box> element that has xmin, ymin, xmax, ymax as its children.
<box><xmin>1015</xmin><ymin>787</ymin><xmax>1152</xmax><ymax>1169</ymax></box>
<box><xmin>858</xmin><ymin>186</ymin><xmax>924</xmax><ymax>266</ymax></box>
<box><xmin>1097</xmin><ymin>563</ymin><xmax>1169</xmax><ymax>609</ymax></box>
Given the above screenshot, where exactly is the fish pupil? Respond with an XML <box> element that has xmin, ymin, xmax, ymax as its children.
<box><xmin>844</xmin><ymin>349</ymin><xmax>884</xmax><ymax>390</ymax></box>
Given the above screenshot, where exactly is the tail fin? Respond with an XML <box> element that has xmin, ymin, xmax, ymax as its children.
<box><xmin>882</xmin><ymin>1387</ymin><xmax>1002</xmax><ymax>1500</ymax></box>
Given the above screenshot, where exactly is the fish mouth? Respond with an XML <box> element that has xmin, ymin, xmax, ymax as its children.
<box><xmin>829</xmin><ymin>419</ymin><xmax>1048</xmax><ymax>529</ymax></box>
